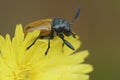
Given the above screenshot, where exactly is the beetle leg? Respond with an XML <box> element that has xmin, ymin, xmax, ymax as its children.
<box><xmin>57</xmin><ymin>33</ymin><xmax>75</xmax><ymax>50</ymax></box>
<box><xmin>45</xmin><ymin>38</ymin><xmax>50</xmax><ymax>55</ymax></box>
<box><xmin>44</xmin><ymin>30</ymin><xmax>54</xmax><ymax>55</ymax></box>
<box><xmin>71</xmin><ymin>32</ymin><xmax>76</xmax><ymax>38</ymax></box>
<box><xmin>62</xmin><ymin>43</ymin><xmax>64</xmax><ymax>53</ymax></box>
<box><xmin>50</xmin><ymin>30</ymin><xmax>54</xmax><ymax>39</ymax></box>
<box><xmin>27</xmin><ymin>36</ymin><xmax>39</xmax><ymax>49</ymax></box>
<box><xmin>63</xmin><ymin>40</ymin><xmax>75</xmax><ymax>50</ymax></box>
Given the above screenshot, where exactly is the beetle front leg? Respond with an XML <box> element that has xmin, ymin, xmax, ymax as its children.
<box><xmin>71</xmin><ymin>32</ymin><xmax>76</xmax><ymax>38</ymax></box>
<box><xmin>57</xmin><ymin>33</ymin><xmax>75</xmax><ymax>50</ymax></box>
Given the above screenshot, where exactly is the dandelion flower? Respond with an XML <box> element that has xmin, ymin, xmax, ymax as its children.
<box><xmin>0</xmin><ymin>24</ymin><xmax>93</xmax><ymax>80</ymax></box>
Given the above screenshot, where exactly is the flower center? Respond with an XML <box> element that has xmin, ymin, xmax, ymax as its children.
<box><xmin>18</xmin><ymin>71</ymin><xmax>32</xmax><ymax>80</ymax></box>
<box><xmin>14</xmin><ymin>65</ymin><xmax>32</xmax><ymax>80</ymax></box>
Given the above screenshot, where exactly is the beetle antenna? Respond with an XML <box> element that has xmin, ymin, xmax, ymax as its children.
<box><xmin>70</xmin><ymin>6</ymin><xmax>80</xmax><ymax>24</ymax></box>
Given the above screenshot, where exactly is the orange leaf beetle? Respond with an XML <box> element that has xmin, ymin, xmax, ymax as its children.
<box><xmin>24</xmin><ymin>6</ymin><xmax>80</xmax><ymax>55</ymax></box>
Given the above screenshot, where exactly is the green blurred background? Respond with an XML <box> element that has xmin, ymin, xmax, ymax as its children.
<box><xmin>0</xmin><ymin>0</ymin><xmax>120</xmax><ymax>80</ymax></box>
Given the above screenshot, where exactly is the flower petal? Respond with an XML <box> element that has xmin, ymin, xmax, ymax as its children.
<box><xmin>12</xmin><ymin>24</ymin><xmax>24</xmax><ymax>48</ymax></box>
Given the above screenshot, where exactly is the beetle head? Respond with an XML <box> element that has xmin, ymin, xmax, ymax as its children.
<box><xmin>52</xmin><ymin>18</ymin><xmax>72</xmax><ymax>36</ymax></box>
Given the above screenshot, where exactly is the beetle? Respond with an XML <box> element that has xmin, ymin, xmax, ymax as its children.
<box><xmin>24</xmin><ymin>6</ymin><xmax>80</xmax><ymax>55</ymax></box>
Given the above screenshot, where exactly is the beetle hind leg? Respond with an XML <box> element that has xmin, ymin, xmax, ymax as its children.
<box><xmin>26</xmin><ymin>37</ymin><xmax>39</xmax><ymax>49</ymax></box>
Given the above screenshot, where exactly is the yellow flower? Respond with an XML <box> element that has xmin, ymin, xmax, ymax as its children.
<box><xmin>0</xmin><ymin>24</ymin><xmax>93</xmax><ymax>80</ymax></box>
